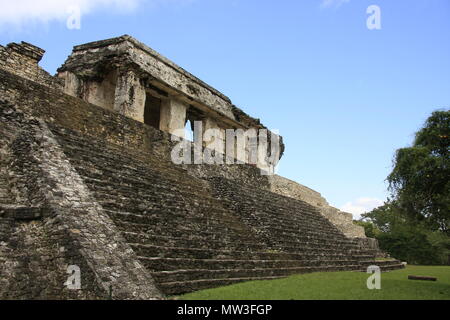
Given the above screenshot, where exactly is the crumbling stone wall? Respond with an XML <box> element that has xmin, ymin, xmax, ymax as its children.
<box><xmin>268</xmin><ymin>175</ymin><xmax>328</xmax><ymax>208</ymax></box>
<box><xmin>353</xmin><ymin>237</ymin><xmax>387</xmax><ymax>258</ymax></box>
<box><xmin>0</xmin><ymin>105</ymin><xmax>99</xmax><ymax>299</ymax></box>
<box><xmin>268</xmin><ymin>175</ymin><xmax>366</xmax><ymax>238</ymax></box>
<box><xmin>0</xmin><ymin>100</ymin><xmax>162</xmax><ymax>299</ymax></box>
<box><xmin>321</xmin><ymin>207</ymin><xmax>366</xmax><ymax>238</ymax></box>
<box><xmin>0</xmin><ymin>42</ymin><xmax>63</xmax><ymax>90</ymax></box>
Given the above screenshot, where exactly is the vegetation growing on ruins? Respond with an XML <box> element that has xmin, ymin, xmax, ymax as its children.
<box><xmin>357</xmin><ymin>110</ymin><xmax>450</xmax><ymax>265</ymax></box>
<box><xmin>179</xmin><ymin>265</ymin><xmax>450</xmax><ymax>300</ymax></box>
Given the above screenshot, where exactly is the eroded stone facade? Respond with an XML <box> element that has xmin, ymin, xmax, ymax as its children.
<box><xmin>0</xmin><ymin>41</ymin><xmax>64</xmax><ymax>90</ymax></box>
<box><xmin>268</xmin><ymin>175</ymin><xmax>366</xmax><ymax>238</ymax></box>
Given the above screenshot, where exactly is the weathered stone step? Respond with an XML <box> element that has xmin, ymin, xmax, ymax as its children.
<box><xmin>210</xmin><ymin>178</ymin><xmax>330</xmax><ymax>221</ymax></box>
<box><xmin>246</xmin><ymin>223</ymin><xmax>348</xmax><ymax>242</ymax></box>
<box><xmin>222</xmin><ymin>199</ymin><xmax>329</xmax><ymax>226</ymax></box>
<box><xmin>272</xmin><ymin>241</ymin><xmax>362</xmax><ymax>254</ymax></box>
<box><xmin>106</xmin><ymin>209</ymin><xmax>342</xmax><ymax>242</ymax></box>
<box><xmin>126</xmin><ymin>236</ymin><xmax>364</xmax><ymax>260</ymax></box>
<box><xmin>93</xmin><ymin>188</ymin><xmax>236</xmax><ymax>218</ymax></box>
<box><xmin>114</xmin><ymin>220</ymin><xmax>254</xmax><ymax>243</ymax></box>
<box><xmin>62</xmin><ymin>143</ymin><xmax>199</xmax><ymax>188</ymax></box>
<box><xmin>228</xmin><ymin>209</ymin><xmax>343</xmax><ymax>234</ymax></box>
<box><xmin>114</xmin><ymin>217</ymin><xmax>357</xmax><ymax>250</ymax></box>
<box><xmin>359</xmin><ymin>259</ymin><xmax>401</xmax><ymax>266</ymax></box>
<box><xmin>99</xmin><ymin>201</ymin><xmax>243</xmax><ymax>224</ymax></box>
<box><xmin>252</xmin><ymin>226</ymin><xmax>353</xmax><ymax>245</ymax></box>
<box><xmin>122</xmin><ymin>231</ymin><xmax>360</xmax><ymax>254</ymax></box>
<box><xmin>138</xmin><ymin>256</ymin><xmax>363</xmax><ymax>271</ymax></box>
<box><xmin>130</xmin><ymin>243</ymin><xmax>370</xmax><ymax>262</ymax></box>
<box><xmin>245</xmin><ymin>212</ymin><xmax>341</xmax><ymax>234</ymax></box>
<box><xmin>159</xmin><ymin>276</ymin><xmax>287</xmax><ymax>295</ymax></box>
<box><xmin>79</xmin><ymin>175</ymin><xmax>241</xmax><ymax>219</ymax></box>
<box><xmin>122</xmin><ymin>232</ymin><xmax>267</xmax><ymax>251</ymax></box>
<box><xmin>376</xmin><ymin>264</ymin><xmax>405</xmax><ymax>272</ymax></box>
<box><xmin>53</xmin><ymin>128</ymin><xmax>171</xmax><ymax>166</ymax></box>
<box><xmin>105</xmin><ymin>209</ymin><xmax>241</xmax><ymax>226</ymax></box>
<box><xmin>211</xmin><ymin>178</ymin><xmax>339</xmax><ymax>232</ymax></box>
<box><xmin>151</xmin><ymin>264</ymin><xmax>362</xmax><ymax>283</ymax></box>
<box><xmin>107</xmin><ymin>211</ymin><xmax>253</xmax><ymax>241</ymax></box>
<box><xmin>358</xmin><ymin>260</ymin><xmax>405</xmax><ymax>272</ymax></box>
<box><xmin>101</xmin><ymin>202</ymin><xmax>234</xmax><ymax>223</ymax></box>
<box><xmin>79</xmin><ymin>175</ymin><xmax>204</xmax><ymax>205</ymax></box>
<box><xmin>272</xmin><ymin>235</ymin><xmax>358</xmax><ymax>248</ymax></box>
<box><xmin>113</xmin><ymin>217</ymin><xmax>359</xmax><ymax>252</ymax></box>
<box><xmin>225</xmin><ymin>197</ymin><xmax>335</xmax><ymax>229</ymax></box>
<box><xmin>77</xmin><ymin>164</ymin><xmax>203</xmax><ymax>192</ymax></box>
<box><xmin>158</xmin><ymin>264</ymin><xmax>362</xmax><ymax>295</ymax></box>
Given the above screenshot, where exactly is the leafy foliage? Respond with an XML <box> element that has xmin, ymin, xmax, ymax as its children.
<box><xmin>361</xmin><ymin>110</ymin><xmax>450</xmax><ymax>265</ymax></box>
<box><xmin>361</xmin><ymin>202</ymin><xmax>450</xmax><ymax>265</ymax></box>
<box><xmin>353</xmin><ymin>220</ymin><xmax>380</xmax><ymax>238</ymax></box>
<box><xmin>387</xmin><ymin>110</ymin><xmax>450</xmax><ymax>233</ymax></box>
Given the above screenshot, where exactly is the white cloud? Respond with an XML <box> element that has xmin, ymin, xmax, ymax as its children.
<box><xmin>340</xmin><ymin>197</ymin><xmax>384</xmax><ymax>220</ymax></box>
<box><xmin>0</xmin><ymin>0</ymin><xmax>144</xmax><ymax>27</ymax></box>
<box><xmin>320</xmin><ymin>0</ymin><xmax>350</xmax><ymax>9</ymax></box>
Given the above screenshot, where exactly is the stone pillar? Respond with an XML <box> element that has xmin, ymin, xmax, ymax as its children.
<box><xmin>113</xmin><ymin>70</ymin><xmax>146</xmax><ymax>122</ymax></box>
<box><xmin>60</xmin><ymin>71</ymin><xmax>80</xmax><ymax>98</ymax></box>
<box><xmin>159</xmin><ymin>98</ymin><xmax>187</xmax><ymax>138</ymax></box>
<box><xmin>203</xmin><ymin>117</ymin><xmax>225</xmax><ymax>154</ymax></box>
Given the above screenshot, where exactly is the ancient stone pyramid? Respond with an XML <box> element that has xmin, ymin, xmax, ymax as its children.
<box><xmin>0</xmin><ymin>36</ymin><xmax>403</xmax><ymax>299</ymax></box>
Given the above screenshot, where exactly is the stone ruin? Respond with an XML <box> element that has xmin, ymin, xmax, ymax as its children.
<box><xmin>0</xmin><ymin>36</ymin><xmax>402</xmax><ymax>299</ymax></box>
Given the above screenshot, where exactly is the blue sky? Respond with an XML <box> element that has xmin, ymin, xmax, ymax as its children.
<box><xmin>1</xmin><ymin>0</ymin><xmax>449</xmax><ymax>218</ymax></box>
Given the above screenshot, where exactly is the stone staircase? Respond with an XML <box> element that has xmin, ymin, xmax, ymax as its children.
<box><xmin>50</xmin><ymin>124</ymin><xmax>403</xmax><ymax>295</ymax></box>
<box><xmin>207</xmin><ymin>177</ymin><xmax>404</xmax><ymax>271</ymax></box>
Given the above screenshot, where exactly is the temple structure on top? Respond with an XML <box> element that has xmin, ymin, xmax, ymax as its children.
<box><xmin>56</xmin><ymin>35</ymin><xmax>283</xmax><ymax>166</ymax></box>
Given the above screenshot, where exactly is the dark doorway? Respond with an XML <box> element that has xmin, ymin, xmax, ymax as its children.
<box><xmin>144</xmin><ymin>94</ymin><xmax>161</xmax><ymax>129</ymax></box>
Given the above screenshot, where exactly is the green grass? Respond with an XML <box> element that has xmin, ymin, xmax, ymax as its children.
<box><xmin>179</xmin><ymin>266</ymin><xmax>450</xmax><ymax>300</ymax></box>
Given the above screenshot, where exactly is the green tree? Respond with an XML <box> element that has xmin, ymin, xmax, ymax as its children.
<box><xmin>353</xmin><ymin>220</ymin><xmax>380</xmax><ymax>238</ymax></box>
<box><xmin>361</xmin><ymin>202</ymin><xmax>449</xmax><ymax>265</ymax></box>
<box><xmin>360</xmin><ymin>110</ymin><xmax>450</xmax><ymax>265</ymax></box>
<box><xmin>361</xmin><ymin>201</ymin><xmax>405</xmax><ymax>233</ymax></box>
<box><xmin>387</xmin><ymin>110</ymin><xmax>450</xmax><ymax>233</ymax></box>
